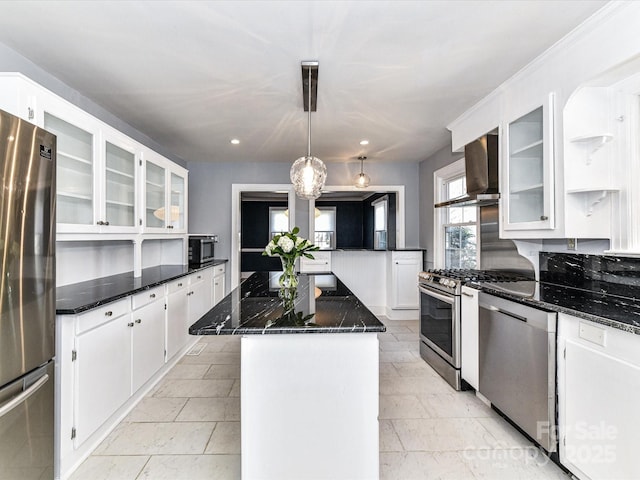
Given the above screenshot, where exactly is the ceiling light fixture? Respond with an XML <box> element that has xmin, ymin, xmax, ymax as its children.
<box><xmin>290</xmin><ymin>61</ymin><xmax>327</xmax><ymax>200</ymax></box>
<box><xmin>359</xmin><ymin>140</ymin><xmax>369</xmax><ymax>146</ymax></box>
<box><xmin>230</xmin><ymin>138</ymin><xmax>240</xmax><ymax>145</ymax></box>
<box><xmin>354</xmin><ymin>156</ymin><xmax>371</xmax><ymax>188</ymax></box>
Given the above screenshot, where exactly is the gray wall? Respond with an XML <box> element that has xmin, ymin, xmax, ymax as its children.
<box><xmin>0</xmin><ymin>42</ymin><xmax>186</xmax><ymax>166</ymax></box>
<box><xmin>188</xmin><ymin>160</ymin><xmax>421</xmax><ymax>266</ymax></box>
<box><xmin>418</xmin><ymin>141</ymin><xmax>463</xmax><ymax>268</ymax></box>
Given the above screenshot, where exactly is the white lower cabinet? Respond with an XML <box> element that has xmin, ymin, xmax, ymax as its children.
<box><xmin>387</xmin><ymin>251</ymin><xmax>422</xmax><ymax>317</ymax></box>
<box><xmin>166</xmin><ymin>277</ymin><xmax>190</xmax><ymax>360</ymax></box>
<box><xmin>188</xmin><ymin>271</ymin><xmax>210</xmax><ymax>324</ymax></box>
<box><xmin>131</xmin><ymin>296</ymin><xmax>166</xmax><ymax>393</ymax></box>
<box><xmin>74</xmin><ymin>309</ymin><xmax>131</xmax><ymax>447</ymax></box>
<box><xmin>460</xmin><ymin>286</ymin><xmax>479</xmax><ymax>390</ymax></box>
<box><xmin>212</xmin><ymin>264</ymin><xmax>226</xmax><ymax>306</ymax></box>
<box><xmin>558</xmin><ymin>313</ymin><xmax>640</xmax><ymax>480</ymax></box>
<box><xmin>300</xmin><ymin>251</ymin><xmax>332</xmax><ymax>273</ymax></box>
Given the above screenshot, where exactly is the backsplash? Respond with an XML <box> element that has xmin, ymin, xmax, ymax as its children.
<box><xmin>539</xmin><ymin>252</ymin><xmax>640</xmax><ymax>328</ymax></box>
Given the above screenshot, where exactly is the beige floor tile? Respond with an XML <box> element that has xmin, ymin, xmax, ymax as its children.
<box><xmin>221</xmin><ymin>341</ymin><xmax>241</xmax><ymax>352</ymax></box>
<box><xmin>204</xmin><ymin>364</ymin><xmax>241</xmax><ymax>379</ymax></box>
<box><xmin>229</xmin><ymin>379</ymin><xmax>241</xmax><ymax>397</ymax></box>
<box><xmin>419</xmin><ymin>392</ymin><xmax>495</xmax><ymax>419</ymax></box>
<box><xmin>153</xmin><ymin>378</ymin><xmax>234</xmax><ymax>398</ymax></box>
<box><xmin>187</xmin><ymin>340</ymin><xmax>225</xmax><ymax>353</ymax></box>
<box><xmin>393</xmin><ymin>361</ymin><xmax>441</xmax><ymax>378</ymax></box>
<box><xmin>68</xmin><ymin>455</ymin><xmax>149</xmax><ymax>480</ymax></box>
<box><xmin>379</xmin><ymin>363</ymin><xmax>399</xmax><ymax>377</ymax></box>
<box><xmin>138</xmin><ymin>454</ymin><xmax>241</xmax><ymax>480</ymax></box>
<box><xmin>94</xmin><ymin>422</ymin><xmax>215</xmax><ymax>455</ymax></box>
<box><xmin>476</xmin><ymin>416</ymin><xmax>535</xmax><ymax>449</ymax></box>
<box><xmin>125</xmin><ymin>398</ymin><xmax>188</xmax><ymax>423</ymax></box>
<box><xmin>205</xmin><ymin>422</ymin><xmax>241</xmax><ymax>454</ymax></box>
<box><xmin>380</xmin><ymin>351</ymin><xmax>420</xmax><ymax>363</ymax></box>
<box><xmin>384</xmin><ymin>325</ymin><xmax>415</xmax><ymax>334</ymax></box>
<box><xmin>392</xmin><ymin>418</ymin><xmax>497</xmax><ymax>452</ymax></box>
<box><xmin>380</xmin><ymin>420</ymin><xmax>404</xmax><ymax>452</ymax></box>
<box><xmin>378</xmin><ymin>332</ymin><xmax>399</xmax><ymax>343</ymax></box>
<box><xmin>176</xmin><ymin>397</ymin><xmax>240</xmax><ymax>422</ymax></box>
<box><xmin>393</xmin><ymin>333</ymin><xmax>419</xmax><ymax>342</ymax></box>
<box><xmin>380</xmin><ymin>395</ymin><xmax>431</xmax><ymax>420</ymax></box>
<box><xmin>179</xmin><ymin>352</ymin><xmax>240</xmax><ymax>365</ymax></box>
<box><xmin>380</xmin><ymin>451</ymin><xmax>475</xmax><ymax>480</ymax></box>
<box><xmin>381</xmin><ymin>375</ymin><xmax>452</xmax><ymax>396</ymax></box>
<box><xmin>164</xmin><ymin>364</ymin><xmax>210</xmax><ymax>379</ymax></box>
<box><xmin>380</xmin><ymin>340</ymin><xmax>420</xmax><ymax>352</ymax></box>
<box><xmin>461</xmin><ymin>447</ymin><xmax>569</xmax><ymax>479</ymax></box>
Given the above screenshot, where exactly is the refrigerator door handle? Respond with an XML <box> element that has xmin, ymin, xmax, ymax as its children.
<box><xmin>0</xmin><ymin>373</ymin><xmax>49</xmax><ymax>419</ymax></box>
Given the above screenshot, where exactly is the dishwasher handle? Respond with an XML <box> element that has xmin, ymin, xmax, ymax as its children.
<box><xmin>485</xmin><ymin>304</ymin><xmax>527</xmax><ymax>323</ymax></box>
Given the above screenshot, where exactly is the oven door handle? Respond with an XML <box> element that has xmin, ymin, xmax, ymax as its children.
<box><xmin>418</xmin><ymin>285</ymin><xmax>455</xmax><ymax>305</ymax></box>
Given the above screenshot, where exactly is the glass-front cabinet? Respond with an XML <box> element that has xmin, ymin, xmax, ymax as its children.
<box><xmin>103</xmin><ymin>132</ymin><xmax>138</xmax><ymax>231</ymax></box>
<box><xmin>144</xmin><ymin>153</ymin><xmax>187</xmax><ymax>233</ymax></box>
<box><xmin>501</xmin><ymin>93</ymin><xmax>555</xmax><ymax>234</ymax></box>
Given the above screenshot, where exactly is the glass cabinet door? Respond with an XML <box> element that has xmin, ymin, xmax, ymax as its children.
<box><xmin>145</xmin><ymin>161</ymin><xmax>166</xmax><ymax>229</ymax></box>
<box><xmin>170</xmin><ymin>172</ymin><xmax>185</xmax><ymax>231</ymax></box>
<box><xmin>44</xmin><ymin>113</ymin><xmax>94</xmax><ymax>226</ymax></box>
<box><xmin>503</xmin><ymin>94</ymin><xmax>555</xmax><ymax>232</ymax></box>
<box><xmin>105</xmin><ymin>142</ymin><xmax>136</xmax><ymax>228</ymax></box>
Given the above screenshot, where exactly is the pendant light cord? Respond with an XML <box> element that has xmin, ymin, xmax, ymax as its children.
<box><xmin>307</xmin><ymin>66</ymin><xmax>312</xmax><ymax>159</ymax></box>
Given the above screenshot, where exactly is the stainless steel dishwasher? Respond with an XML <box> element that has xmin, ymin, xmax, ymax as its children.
<box><xmin>478</xmin><ymin>292</ymin><xmax>557</xmax><ymax>452</ymax></box>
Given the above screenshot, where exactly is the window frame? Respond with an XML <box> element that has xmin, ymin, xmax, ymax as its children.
<box><xmin>433</xmin><ymin>158</ymin><xmax>480</xmax><ymax>269</ymax></box>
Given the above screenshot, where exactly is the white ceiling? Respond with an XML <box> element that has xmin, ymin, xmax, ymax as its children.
<box><xmin>0</xmin><ymin>1</ymin><xmax>607</xmax><ymax>165</ymax></box>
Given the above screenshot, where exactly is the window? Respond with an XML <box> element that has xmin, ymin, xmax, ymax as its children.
<box><xmin>434</xmin><ymin>160</ymin><xmax>478</xmax><ymax>269</ymax></box>
<box><xmin>314</xmin><ymin>207</ymin><xmax>336</xmax><ymax>250</ymax></box>
<box><xmin>269</xmin><ymin>207</ymin><xmax>289</xmax><ymax>238</ymax></box>
<box><xmin>372</xmin><ymin>197</ymin><xmax>388</xmax><ymax>250</ymax></box>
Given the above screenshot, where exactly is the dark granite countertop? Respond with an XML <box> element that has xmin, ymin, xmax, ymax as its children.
<box><xmin>189</xmin><ymin>271</ymin><xmax>386</xmax><ymax>335</ymax></box>
<box><xmin>474</xmin><ymin>281</ymin><xmax>640</xmax><ymax>335</ymax></box>
<box><xmin>56</xmin><ymin>260</ymin><xmax>228</xmax><ymax>315</ymax></box>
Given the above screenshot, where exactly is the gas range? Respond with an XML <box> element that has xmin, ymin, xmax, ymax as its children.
<box><xmin>418</xmin><ymin>269</ymin><xmax>532</xmax><ymax>296</ymax></box>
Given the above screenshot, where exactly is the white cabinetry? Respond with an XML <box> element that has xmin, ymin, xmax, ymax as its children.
<box><xmin>144</xmin><ymin>152</ymin><xmax>187</xmax><ymax>234</ymax></box>
<box><xmin>188</xmin><ymin>270</ymin><xmax>210</xmax><ymax>324</ymax></box>
<box><xmin>130</xmin><ymin>287</ymin><xmax>166</xmax><ymax>392</ymax></box>
<box><xmin>73</xmin><ymin>300</ymin><xmax>131</xmax><ymax>447</ymax></box>
<box><xmin>557</xmin><ymin>313</ymin><xmax>640</xmax><ymax>480</ymax></box>
<box><xmin>460</xmin><ymin>286</ymin><xmax>479</xmax><ymax>390</ymax></box>
<box><xmin>300</xmin><ymin>251</ymin><xmax>332</xmax><ymax>273</ymax></box>
<box><xmin>166</xmin><ymin>277</ymin><xmax>190</xmax><ymax>360</ymax></box>
<box><xmin>212</xmin><ymin>263</ymin><xmax>226</xmax><ymax>306</ymax></box>
<box><xmin>501</xmin><ymin>93</ymin><xmax>555</xmax><ymax>236</ymax></box>
<box><xmin>387</xmin><ymin>251</ymin><xmax>422</xmax><ymax>319</ymax></box>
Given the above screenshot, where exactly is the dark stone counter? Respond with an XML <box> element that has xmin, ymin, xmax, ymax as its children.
<box><xmin>189</xmin><ymin>271</ymin><xmax>386</xmax><ymax>335</ymax></box>
<box><xmin>56</xmin><ymin>260</ymin><xmax>228</xmax><ymax>314</ymax></box>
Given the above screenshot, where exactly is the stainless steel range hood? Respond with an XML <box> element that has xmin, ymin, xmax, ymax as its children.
<box><xmin>435</xmin><ymin>134</ymin><xmax>499</xmax><ymax>208</ymax></box>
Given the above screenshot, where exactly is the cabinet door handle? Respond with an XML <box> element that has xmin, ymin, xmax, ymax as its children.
<box><xmin>462</xmin><ymin>291</ymin><xmax>474</xmax><ymax>298</ymax></box>
<box><xmin>540</xmin><ymin>215</ymin><xmax>548</xmax><ymax>221</ymax></box>
<box><xmin>97</xmin><ymin>220</ymin><xmax>104</xmax><ymax>225</ymax></box>
<box><xmin>135</xmin><ymin>319</ymin><xmax>142</xmax><ymax>324</ymax></box>
<box><xmin>105</xmin><ymin>311</ymin><xmax>113</xmax><ymax>317</ymax></box>
<box><xmin>127</xmin><ymin>322</ymin><xmax>134</xmax><ymax>327</ymax></box>
<box><xmin>150</xmin><ymin>293</ymin><xmax>156</xmax><ymax>299</ymax></box>
<box><xmin>197</xmin><ymin>275</ymin><xmax>202</xmax><ymax>279</ymax></box>
<box><xmin>104</xmin><ymin>221</ymin><xmax>110</xmax><ymax>226</ymax></box>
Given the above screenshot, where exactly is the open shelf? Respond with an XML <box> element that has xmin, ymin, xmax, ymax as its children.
<box><xmin>510</xmin><ymin>183</ymin><xmax>543</xmax><ymax>195</ymax></box>
<box><xmin>567</xmin><ymin>188</ymin><xmax>620</xmax><ymax>217</ymax></box>
<box><xmin>58</xmin><ymin>150</ymin><xmax>92</xmax><ymax>166</ymax></box>
<box><xmin>106</xmin><ymin>167</ymin><xmax>135</xmax><ymax>179</ymax></box>
<box><xmin>510</xmin><ymin>139</ymin><xmax>543</xmax><ymax>157</ymax></box>
<box><xmin>58</xmin><ymin>191</ymin><xmax>92</xmax><ymax>201</ymax></box>
<box><xmin>569</xmin><ymin>133</ymin><xmax>613</xmax><ymax>164</ymax></box>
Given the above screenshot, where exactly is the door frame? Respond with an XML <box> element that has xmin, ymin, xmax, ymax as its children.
<box><xmin>231</xmin><ymin>184</ymin><xmax>296</xmax><ymax>289</ymax></box>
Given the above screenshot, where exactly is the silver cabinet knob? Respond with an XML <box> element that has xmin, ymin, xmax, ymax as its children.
<box><xmin>135</xmin><ymin>319</ymin><xmax>142</xmax><ymax>324</ymax></box>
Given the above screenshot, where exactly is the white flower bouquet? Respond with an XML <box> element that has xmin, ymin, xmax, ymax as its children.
<box><xmin>263</xmin><ymin>227</ymin><xmax>319</xmax><ymax>288</ymax></box>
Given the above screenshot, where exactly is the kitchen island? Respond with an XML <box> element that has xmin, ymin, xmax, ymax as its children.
<box><xmin>189</xmin><ymin>272</ymin><xmax>385</xmax><ymax>480</ymax></box>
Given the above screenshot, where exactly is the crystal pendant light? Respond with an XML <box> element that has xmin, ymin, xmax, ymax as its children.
<box><xmin>354</xmin><ymin>156</ymin><xmax>370</xmax><ymax>188</ymax></box>
<box><xmin>290</xmin><ymin>62</ymin><xmax>327</xmax><ymax>200</ymax></box>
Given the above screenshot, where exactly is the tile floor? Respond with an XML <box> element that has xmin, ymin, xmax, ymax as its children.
<box><xmin>70</xmin><ymin>319</ymin><xmax>570</xmax><ymax>479</ymax></box>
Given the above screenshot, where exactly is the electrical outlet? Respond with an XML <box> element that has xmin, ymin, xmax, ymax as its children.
<box><xmin>567</xmin><ymin>238</ymin><xmax>577</xmax><ymax>250</ymax></box>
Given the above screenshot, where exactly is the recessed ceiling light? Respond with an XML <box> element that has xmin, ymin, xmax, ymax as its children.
<box><xmin>359</xmin><ymin>140</ymin><xmax>369</xmax><ymax>146</ymax></box>
<box><xmin>230</xmin><ymin>138</ymin><xmax>240</xmax><ymax>145</ymax></box>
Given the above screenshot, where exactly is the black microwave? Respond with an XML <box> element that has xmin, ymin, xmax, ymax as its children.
<box><xmin>188</xmin><ymin>235</ymin><xmax>217</xmax><ymax>266</ymax></box>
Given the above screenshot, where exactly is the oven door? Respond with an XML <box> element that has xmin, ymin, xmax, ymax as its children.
<box><xmin>419</xmin><ymin>285</ymin><xmax>460</xmax><ymax>368</ymax></box>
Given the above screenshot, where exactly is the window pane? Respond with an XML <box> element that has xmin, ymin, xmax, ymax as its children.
<box><xmin>444</xmin><ymin>225</ymin><xmax>477</xmax><ymax>269</ymax></box>
<box><xmin>270</xmin><ymin>208</ymin><xmax>288</xmax><ymax>235</ymax></box>
<box><xmin>462</xmin><ymin>206</ymin><xmax>477</xmax><ymax>223</ymax></box>
<box><xmin>447</xmin><ymin>177</ymin><xmax>466</xmax><ymax>199</ymax></box>
<box><xmin>374</xmin><ymin>201</ymin><xmax>386</xmax><ymax>231</ymax></box>
<box><xmin>315</xmin><ymin>208</ymin><xmax>335</xmax><ymax>231</ymax></box>
<box><xmin>448</xmin><ymin>207</ymin><xmax>463</xmax><ymax>224</ymax></box>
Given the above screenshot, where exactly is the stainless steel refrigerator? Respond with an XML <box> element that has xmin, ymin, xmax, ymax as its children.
<box><xmin>0</xmin><ymin>109</ymin><xmax>56</xmax><ymax>479</ymax></box>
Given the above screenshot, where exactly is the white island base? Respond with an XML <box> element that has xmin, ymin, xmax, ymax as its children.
<box><xmin>241</xmin><ymin>333</ymin><xmax>380</xmax><ymax>480</ymax></box>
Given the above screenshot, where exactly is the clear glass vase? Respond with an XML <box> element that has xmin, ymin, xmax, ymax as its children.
<box><xmin>279</xmin><ymin>256</ymin><xmax>298</xmax><ymax>289</ymax></box>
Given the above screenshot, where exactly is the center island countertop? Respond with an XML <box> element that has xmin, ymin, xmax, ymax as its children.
<box><xmin>189</xmin><ymin>271</ymin><xmax>386</xmax><ymax>335</ymax></box>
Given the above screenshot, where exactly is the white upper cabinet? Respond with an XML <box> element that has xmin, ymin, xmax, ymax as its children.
<box><xmin>0</xmin><ymin>73</ymin><xmax>187</xmax><ymax>237</ymax></box>
<box><xmin>500</xmin><ymin>93</ymin><xmax>555</xmax><ymax>236</ymax></box>
<box><xmin>143</xmin><ymin>151</ymin><xmax>187</xmax><ymax>233</ymax></box>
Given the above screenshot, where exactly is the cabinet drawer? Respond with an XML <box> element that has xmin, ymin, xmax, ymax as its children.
<box><xmin>76</xmin><ymin>298</ymin><xmax>129</xmax><ymax>335</ymax></box>
<box><xmin>213</xmin><ymin>264</ymin><xmax>225</xmax><ymax>276</ymax></box>
<box><xmin>300</xmin><ymin>252</ymin><xmax>331</xmax><ymax>273</ymax></box>
<box><xmin>131</xmin><ymin>286</ymin><xmax>164</xmax><ymax>310</ymax></box>
<box><xmin>189</xmin><ymin>271</ymin><xmax>206</xmax><ymax>285</ymax></box>
<box><xmin>167</xmin><ymin>277</ymin><xmax>188</xmax><ymax>295</ymax></box>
